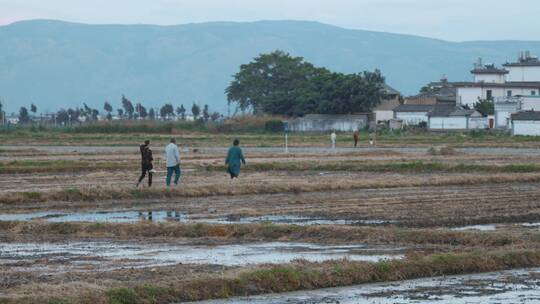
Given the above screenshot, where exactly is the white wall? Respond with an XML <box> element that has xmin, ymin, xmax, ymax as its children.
<box><xmin>495</xmin><ymin>111</ymin><xmax>512</xmax><ymax>128</ymax></box>
<box><xmin>374</xmin><ymin>110</ymin><xmax>394</xmax><ymax>122</ymax></box>
<box><xmin>395</xmin><ymin>112</ymin><xmax>428</xmax><ymax>125</ymax></box>
<box><xmin>506</xmin><ymin>66</ymin><xmax>540</xmax><ymax>82</ymax></box>
<box><xmin>474</xmin><ymin>74</ymin><xmax>505</xmax><ymax>83</ymax></box>
<box><xmin>290</xmin><ymin>118</ymin><xmax>367</xmax><ymax>132</ymax></box>
<box><xmin>429</xmin><ymin>117</ymin><xmax>467</xmax><ymax>129</ymax></box>
<box><xmin>513</xmin><ymin>120</ymin><xmax>540</xmax><ymax>136</ymax></box>
<box><xmin>469</xmin><ymin>117</ymin><xmax>488</xmax><ymax>129</ymax></box>
<box><xmin>494</xmin><ymin>102</ymin><xmax>518</xmax><ymax>128</ymax></box>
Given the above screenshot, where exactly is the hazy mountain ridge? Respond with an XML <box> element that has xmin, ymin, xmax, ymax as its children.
<box><xmin>1</xmin><ymin>19</ymin><xmax>540</xmax><ymax>113</ymax></box>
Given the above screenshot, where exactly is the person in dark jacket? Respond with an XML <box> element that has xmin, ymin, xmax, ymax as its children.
<box><xmin>225</xmin><ymin>139</ymin><xmax>246</xmax><ymax>179</ymax></box>
<box><xmin>353</xmin><ymin>130</ymin><xmax>359</xmax><ymax>148</ymax></box>
<box><xmin>136</xmin><ymin>140</ymin><xmax>154</xmax><ymax>187</ymax></box>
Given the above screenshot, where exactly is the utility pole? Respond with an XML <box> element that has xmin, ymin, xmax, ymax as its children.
<box><xmin>283</xmin><ymin>121</ymin><xmax>289</xmax><ymax>153</ymax></box>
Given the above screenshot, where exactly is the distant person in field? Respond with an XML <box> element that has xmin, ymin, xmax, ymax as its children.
<box><xmin>165</xmin><ymin>138</ymin><xmax>181</xmax><ymax>186</ymax></box>
<box><xmin>353</xmin><ymin>130</ymin><xmax>359</xmax><ymax>148</ymax></box>
<box><xmin>136</xmin><ymin>140</ymin><xmax>154</xmax><ymax>187</ymax></box>
<box><xmin>225</xmin><ymin>139</ymin><xmax>246</xmax><ymax>180</ymax></box>
<box><xmin>331</xmin><ymin>131</ymin><xmax>337</xmax><ymax>149</ymax></box>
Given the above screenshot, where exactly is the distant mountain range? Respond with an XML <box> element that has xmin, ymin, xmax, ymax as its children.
<box><xmin>1</xmin><ymin>19</ymin><xmax>540</xmax><ymax>114</ymax></box>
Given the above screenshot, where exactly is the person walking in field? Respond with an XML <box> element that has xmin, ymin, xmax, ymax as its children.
<box><xmin>331</xmin><ymin>131</ymin><xmax>337</xmax><ymax>149</ymax></box>
<box><xmin>353</xmin><ymin>130</ymin><xmax>359</xmax><ymax>148</ymax></box>
<box><xmin>225</xmin><ymin>139</ymin><xmax>246</xmax><ymax>180</ymax></box>
<box><xmin>136</xmin><ymin>140</ymin><xmax>154</xmax><ymax>187</ymax></box>
<box><xmin>165</xmin><ymin>138</ymin><xmax>181</xmax><ymax>186</ymax></box>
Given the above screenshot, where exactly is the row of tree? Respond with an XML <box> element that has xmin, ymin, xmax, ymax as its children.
<box><xmin>226</xmin><ymin>50</ymin><xmax>388</xmax><ymax>117</ymax></box>
<box><xmin>14</xmin><ymin>96</ymin><xmax>221</xmax><ymax>125</ymax></box>
<box><xmin>102</xmin><ymin>95</ymin><xmax>221</xmax><ymax>122</ymax></box>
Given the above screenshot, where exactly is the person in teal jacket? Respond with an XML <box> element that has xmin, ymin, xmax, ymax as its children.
<box><xmin>225</xmin><ymin>139</ymin><xmax>246</xmax><ymax>179</ymax></box>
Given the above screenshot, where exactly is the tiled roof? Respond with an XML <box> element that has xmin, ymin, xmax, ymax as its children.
<box><xmin>503</xmin><ymin>57</ymin><xmax>540</xmax><ymax>67</ymax></box>
<box><xmin>373</xmin><ymin>98</ymin><xmax>400</xmax><ymax>111</ymax></box>
<box><xmin>394</xmin><ymin>104</ymin><xmax>434</xmax><ymax>112</ymax></box>
<box><xmin>383</xmin><ymin>84</ymin><xmax>400</xmax><ymax>95</ymax></box>
<box><xmin>428</xmin><ymin>105</ymin><xmax>478</xmax><ymax>117</ymax></box>
<box><xmin>511</xmin><ymin>111</ymin><xmax>540</xmax><ymax>121</ymax></box>
<box><xmin>471</xmin><ymin>67</ymin><xmax>508</xmax><ymax>74</ymax></box>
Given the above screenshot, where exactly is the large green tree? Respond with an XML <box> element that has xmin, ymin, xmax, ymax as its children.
<box><xmin>226</xmin><ymin>50</ymin><xmax>324</xmax><ymax>116</ymax></box>
<box><xmin>226</xmin><ymin>50</ymin><xmax>386</xmax><ymax>117</ymax></box>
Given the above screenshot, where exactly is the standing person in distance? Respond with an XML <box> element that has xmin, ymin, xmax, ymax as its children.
<box><xmin>165</xmin><ymin>138</ymin><xmax>181</xmax><ymax>186</ymax></box>
<box><xmin>331</xmin><ymin>131</ymin><xmax>337</xmax><ymax>149</ymax></box>
<box><xmin>225</xmin><ymin>139</ymin><xmax>246</xmax><ymax>181</ymax></box>
<box><xmin>136</xmin><ymin>140</ymin><xmax>154</xmax><ymax>187</ymax></box>
<box><xmin>353</xmin><ymin>130</ymin><xmax>359</xmax><ymax>148</ymax></box>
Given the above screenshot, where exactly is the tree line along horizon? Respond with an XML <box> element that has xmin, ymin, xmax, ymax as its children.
<box><xmin>4</xmin><ymin>50</ymin><xmax>494</xmax><ymax>125</ymax></box>
<box><xmin>10</xmin><ymin>96</ymin><xmax>221</xmax><ymax>125</ymax></box>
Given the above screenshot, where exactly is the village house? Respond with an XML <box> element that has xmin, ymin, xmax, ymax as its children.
<box><xmin>427</xmin><ymin>105</ymin><xmax>486</xmax><ymax>131</ymax></box>
<box><xmin>393</xmin><ymin>104</ymin><xmax>433</xmax><ymax>125</ymax></box>
<box><xmin>455</xmin><ymin>54</ymin><xmax>540</xmax><ymax>108</ymax></box>
<box><xmin>494</xmin><ymin>95</ymin><xmax>540</xmax><ymax>128</ymax></box>
<box><xmin>511</xmin><ymin>111</ymin><xmax>540</xmax><ymax>136</ymax></box>
<box><xmin>372</xmin><ymin>84</ymin><xmax>401</xmax><ymax>123</ymax></box>
<box><xmin>404</xmin><ymin>78</ymin><xmax>456</xmax><ymax>105</ymax></box>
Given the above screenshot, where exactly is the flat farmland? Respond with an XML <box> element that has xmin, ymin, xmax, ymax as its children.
<box><xmin>1</xmin><ymin>132</ymin><xmax>540</xmax><ymax>303</ymax></box>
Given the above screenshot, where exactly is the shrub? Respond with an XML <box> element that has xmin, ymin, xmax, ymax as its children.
<box><xmin>107</xmin><ymin>288</ymin><xmax>138</xmax><ymax>304</ymax></box>
<box><xmin>264</xmin><ymin>120</ymin><xmax>284</xmax><ymax>133</ymax></box>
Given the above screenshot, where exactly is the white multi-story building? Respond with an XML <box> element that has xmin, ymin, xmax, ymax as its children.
<box><xmin>455</xmin><ymin>54</ymin><xmax>540</xmax><ymax>108</ymax></box>
<box><xmin>504</xmin><ymin>51</ymin><xmax>540</xmax><ymax>82</ymax></box>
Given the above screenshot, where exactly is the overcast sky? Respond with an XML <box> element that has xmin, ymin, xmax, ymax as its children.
<box><xmin>0</xmin><ymin>0</ymin><xmax>539</xmax><ymax>41</ymax></box>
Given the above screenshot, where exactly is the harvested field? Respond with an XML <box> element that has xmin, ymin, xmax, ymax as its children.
<box><xmin>1</xmin><ymin>135</ymin><xmax>540</xmax><ymax>303</ymax></box>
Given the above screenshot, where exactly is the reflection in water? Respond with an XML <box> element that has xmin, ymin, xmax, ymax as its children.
<box><xmin>137</xmin><ymin>210</ymin><xmax>182</xmax><ymax>222</ymax></box>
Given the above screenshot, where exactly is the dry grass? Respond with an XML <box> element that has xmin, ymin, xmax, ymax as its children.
<box><xmin>5</xmin><ymin>171</ymin><xmax>540</xmax><ymax>205</ymax></box>
<box><xmin>0</xmin><ymin>221</ymin><xmax>533</xmax><ymax>248</ymax></box>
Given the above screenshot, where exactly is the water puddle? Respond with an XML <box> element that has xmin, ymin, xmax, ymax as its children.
<box><xmin>0</xmin><ymin>241</ymin><xmax>403</xmax><ymax>275</ymax></box>
<box><xmin>0</xmin><ymin>211</ymin><xmax>186</xmax><ymax>223</ymax></box>
<box><xmin>450</xmin><ymin>222</ymin><xmax>540</xmax><ymax>231</ymax></box>
<box><xmin>522</xmin><ymin>222</ymin><xmax>540</xmax><ymax>228</ymax></box>
<box><xmin>450</xmin><ymin>224</ymin><xmax>497</xmax><ymax>231</ymax></box>
<box><xmin>189</xmin><ymin>268</ymin><xmax>540</xmax><ymax>303</ymax></box>
<box><xmin>208</xmin><ymin>215</ymin><xmax>393</xmax><ymax>226</ymax></box>
<box><xmin>0</xmin><ymin>211</ymin><xmax>391</xmax><ymax>226</ymax></box>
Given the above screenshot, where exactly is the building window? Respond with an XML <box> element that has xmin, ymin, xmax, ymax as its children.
<box><xmin>507</xmin><ymin>90</ymin><xmax>512</xmax><ymax>97</ymax></box>
<box><xmin>532</xmin><ymin>91</ymin><xmax>537</xmax><ymax>96</ymax></box>
<box><xmin>486</xmin><ymin>90</ymin><xmax>493</xmax><ymax>100</ymax></box>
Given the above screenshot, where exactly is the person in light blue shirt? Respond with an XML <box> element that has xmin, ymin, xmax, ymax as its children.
<box><xmin>225</xmin><ymin>139</ymin><xmax>246</xmax><ymax>180</ymax></box>
<box><xmin>165</xmin><ymin>138</ymin><xmax>181</xmax><ymax>186</ymax></box>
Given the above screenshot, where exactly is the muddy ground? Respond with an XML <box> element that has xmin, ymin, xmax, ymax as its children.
<box><xmin>1</xmin><ymin>145</ymin><xmax>540</xmax><ymax>302</ymax></box>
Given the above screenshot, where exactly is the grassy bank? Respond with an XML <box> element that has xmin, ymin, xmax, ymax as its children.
<box><xmin>4</xmin><ymin>171</ymin><xmax>540</xmax><ymax>204</ymax></box>
<box><xmin>0</xmin><ymin>160</ymin><xmax>133</xmax><ymax>174</ymax></box>
<box><xmin>208</xmin><ymin>160</ymin><xmax>540</xmax><ymax>174</ymax></box>
<box><xmin>2</xmin><ymin>121</ymin><xmax>540</xmax><ymax>148</ymax></box>
<box><xmin>5</xmin><ymin>158</ymin><xmax>540</xmax><ymax>174</ymax></box>
<box><xmin>13</xmin><ymin>250</ymin><xmax>540</xmax><ymax>304</ymax></box>
<box><xmin>0</xmin><ymin>221</ymin><xmax>528</xmax><ymax>248</ymax></box>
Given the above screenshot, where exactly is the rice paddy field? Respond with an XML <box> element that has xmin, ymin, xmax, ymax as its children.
<box><xmin>1</xmin><ymin>129</ymin><xmax>540</xmax><ymax>303</ymax></box>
